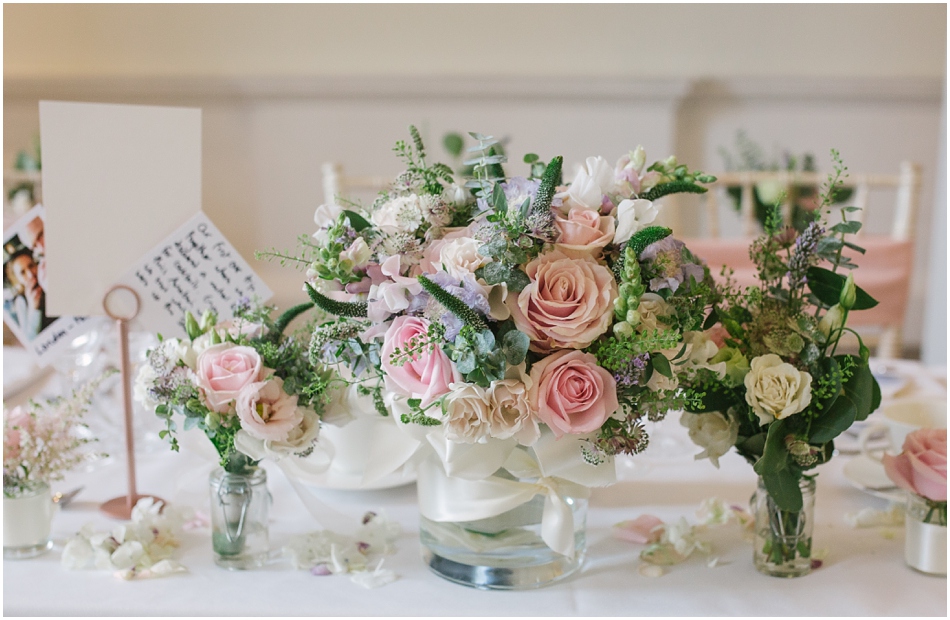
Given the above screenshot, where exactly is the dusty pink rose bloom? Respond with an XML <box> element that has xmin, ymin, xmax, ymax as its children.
<box><xmin>196</xmin><ymin>343</ymin><xmax>264</xmax><ymax>413</ymax></box>
<box><xmin>236</xmin><ymin>376</ymin><xmax>303</xmax><ymax>442</ymax></box>
<box><xmin>380</xmin><ymin>316</ymin><xmax>461</xmax><ymax>407</ymax></box>
<box><xmin>554</xmin><ymin>207</ymin><xmax>615</xmax><ymax>258</ymax></box>
<box><xmin>508</xmin><ymin>250</ymin><xmax>618</xmax><ymax>353</ymax></box>
<box><xmin>528</xmin><ymin>349</ymin><xmax>619</xmax><ymax>437</ymax></box>
<box><xmin>613</xmin><ymin>515</ymin><xmax>665</xmax><ymax>544</ymax></box>
<box><xmin>883</xmin><ymin>428</ymin><xmax>947</xmax><ymax>502</ymax></box>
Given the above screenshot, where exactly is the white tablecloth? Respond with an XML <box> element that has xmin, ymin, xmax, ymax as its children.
<box><xmin>3</xmin><ymin>358</ymin><xmax>947</xmax><ymax>616</ymax></box>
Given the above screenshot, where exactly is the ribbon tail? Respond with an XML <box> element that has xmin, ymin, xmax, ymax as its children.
<box><xmin>361</xmin><ymin>422</ymin><xmax>421</xmax><ymax>487</ymax></box>
<box><xmin>541</xmin><ymin>488</ymin><xmax>576</xmax><ymax>559</ymax></box>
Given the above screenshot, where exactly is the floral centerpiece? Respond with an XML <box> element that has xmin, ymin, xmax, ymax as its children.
<box><xmin>680</xmin><ymin>151</ymin><xmax>881</xmax><ymax>577</ymax></box>
<box><xmin>284</xmin><ymin>127</ymin><xmax>719</xmax><ymax>588</ymax></box>
<box><xmin>135</xmin><ymin>301</ymin><xmax>328</xmax><ymax>569</ymax></box>
<box><xmin>883</xmin><ymin>428</ymin><xmax>947</xmax><ymax>575</ymax></box>
<box><xmin>4</xmin><ymin>375</ymin><xmax>108</xmax><ymax>558</ymax></box>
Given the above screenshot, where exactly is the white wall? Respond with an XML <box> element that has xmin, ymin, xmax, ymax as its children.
<box><xmin>3</xmin><ymin>4</ymin><xmax>945</xmax><ymax>356</ymax></box>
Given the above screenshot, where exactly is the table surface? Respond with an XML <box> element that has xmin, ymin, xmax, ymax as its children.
<box><xmin>3</xmin><ymin>359</ymin><xmax>948</xmax><ymax>617</ymax></box>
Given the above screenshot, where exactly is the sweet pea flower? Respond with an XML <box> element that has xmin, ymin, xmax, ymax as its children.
<box><xmin>614</xmin><ymin>199</ymin><xmax>660</xmax><ymax>245</ymax></box>
<box><xmin>883</xmin><ymin>428</ymin><xmax>947</xmax><ymax>502</ymax></box>
<box><xmin>563</xmin><ymin>156</ymin><xmax>616</xmax><ymax>211</ymax></box>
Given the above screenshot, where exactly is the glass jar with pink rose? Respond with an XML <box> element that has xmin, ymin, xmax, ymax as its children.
<box><xmin>883</xmin><ymin>427</ymin><xmax>947</xmax><ymax>576</ymax></box>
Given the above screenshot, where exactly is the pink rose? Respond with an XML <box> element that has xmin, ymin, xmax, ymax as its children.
<box><xmin>235</xmin><ymin>376</ymin><xmax>303</xmax><ymax>442</ymax></box>
<box><xmin>380</xmin><ymin>316</ymin><xmax>461</xmax><ymax>407</ymax></box>
<box><xmin>528</xmin><ymin>349</ymin><xmax>619</xmax><ymax>438</ymax></box>
<box><xmin>196</xmin><ymin>343</ymin><xmax>264</xmax><ymax>413</ymax></box>
<box><xmin>508</xmin><ymin>250</ymin><xmax>618</xmax><ymax>353</ymax></box>
<box><xmin>554</xmin><ymin>207</ymin><xmax>615</xmax><ymax>258</ymax></box>
<box><xmin>883</xmin><ymin>428</ymin><xmax>947</xmax><ymax>502</ymax></box>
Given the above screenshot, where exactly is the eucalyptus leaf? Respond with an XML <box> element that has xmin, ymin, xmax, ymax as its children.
<box><xmin>502</xmin><ymin>329</ymin><xmax>530</xmax><ymax>366</ymax></box>
<box><xmin>754</xmin><ymin>418</ymin><xmax>789</xmax><ymax>477</ymax></box>
<box><xmin>761</xmin><ymin>468</ymin><xmax>804</xmax><ymax>512</ymax></box>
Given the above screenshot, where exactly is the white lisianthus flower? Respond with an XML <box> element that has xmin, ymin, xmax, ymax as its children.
<box><xmin>313</xmin><ymin>203</ymin><xmax>345</xmax><ymax>243</ymax></box>
<box><xmin>646</xmin><ymin>369</ymin><xmax>679</xmax><ymax>393</ymax></box>
<box><xmin>681</xmin><ymin>331</ymin><xmax>726</xmax><ymax>379</ymax></box>
<box><xmin>443</xmin><ymin>183</ymin><xmax>469</xmax><ymax>208</ymax></box>
<box><xmin>744</xmin><ymin>354</ymin><xmax>813</xmax><ymax>425</ymax></box>
<box><xmin>680</xmin><ymin>410</ymin><xmax>738</xmax><ymax>469</ymax></box>
<box><xmin>372</xmin><ymin>195</ymin><xmax>424</xmax><ymax>234</ymax></box>
<box><xmin>614</xmin><ymin>199</ymin><xmax>660</xmax><ymax>245</ymax></box>
<box><xmin>439</xmin><ymin>237</ymin><xmax>490</xmax><ymax>281</ymax></box>
<box><xmin>442</xmin><ymin>382</ymin><xmax>493</xmax><ymax>444</ymax></box>
<box><xmin>708</xmin><ymin>347</ymin><xmax>750</xmax><ymax>387</ymax></box>
<box><xmin>566</xmin><ymin>156</ymin><xmax>616</xmax><ymax>210</ymax></box>
<box><xmin>339</xmin><ymin>237</ymin><xmax>372</xmax><ymax>270</ymax></box>
<box><xmin>234</xmin><ymin>407</ymin><xmax>321</xmax><ymax>461</ymax></box>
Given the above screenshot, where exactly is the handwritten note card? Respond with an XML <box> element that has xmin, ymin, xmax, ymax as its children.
<box><xmin>119</xmin><ymin>212</ymin><xmax>273</xmax><ymax>338</ymax></box>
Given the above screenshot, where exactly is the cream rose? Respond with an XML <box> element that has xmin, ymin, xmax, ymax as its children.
<box><xmin>554</xmin><ymin>208</ymin><xmax>615</xmax><ymax>258</ymax></box>
<box><xmin>508</xmin><ymin>250</ymin><xmax>618</xmax><ymax>353</ymax></box>
<box><xmin>636</xmin><ymin>293</ymin><xmax>672</xmax><ymax>333</ymax></box>
<box><xmin>442</xmin><ymin>382</ymin><xmax>493</xmax><ymax>444</ymax></box>
<box><xmin>487</xmin><ymin>374</ymin><xmax>539</xmax><ymax>446</ymax></box>
<box><xmin>439</xmin><ymin>237</ymin><xmax>490</xmax><ymax>281</ymax></box>
<box><xmin>744</xmin><ymin>354</ymin><xmax>813</xmax><ymax>425</ymax></box>
<box><xmin>680</xmin><ymin>410</ymin><xmax>738</xmax><ymax>468</ymax></box>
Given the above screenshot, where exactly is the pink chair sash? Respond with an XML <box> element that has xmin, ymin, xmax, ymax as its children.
<box><xmin>683</xmin><ymin>236</ymin><xmax>913</xmax><ymax>328</ymax></box>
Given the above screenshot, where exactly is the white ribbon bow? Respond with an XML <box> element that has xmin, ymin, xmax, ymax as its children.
<box><xmin>417</xmin><ymin>432</ymin><xmax>616</xmax><ymax>558</ymax></box>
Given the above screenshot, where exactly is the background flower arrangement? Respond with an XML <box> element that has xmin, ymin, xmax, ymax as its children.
<box><xmin>137</xmin><ymin>301</ymin><xmax>327</xmax><ymax>472</ymax></box>
<box><xmin>680</xmin><ymin>151</ymin><xmax>881</xmax><ymax>575</ymax></box>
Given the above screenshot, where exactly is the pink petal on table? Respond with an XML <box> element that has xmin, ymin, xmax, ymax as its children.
<box><xmin>614</xmin><ymin>515</ymin><xmax>664</xmax><ymax>544</ymax></box>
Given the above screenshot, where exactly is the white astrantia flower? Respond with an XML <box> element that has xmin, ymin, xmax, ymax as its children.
<box><xmin>614</xmin><ymin>199</ymin><xmax>660</xmax><ymax>245</ymax></box>
<box><xmin>372</xmin><ymin>195</ymin><xmax>425</xmax><ymax>234</ymax></box>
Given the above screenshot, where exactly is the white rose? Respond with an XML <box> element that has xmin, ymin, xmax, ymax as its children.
<box><xmin>614</xmin><ymin>199</ymin><xmax>660</xmax><ymax>245</ymax></box>
<box><xmin>439</xmin><ymin>237</ymin><xmax>489</xmax><ymax>281</ymax></box>
<box><xmin>340</xmin><ymin>237</ymin><xmax>372</xmax><ymax>269</ymax></box>
<box><xmin>313</xmin><ymin>203</ymin><xmax>345</xmax><ymax>243</ymax></box>
<box><xmin>744</xmin><ymin>354</ymin><xmax>813</xmax><ymax>425</ymax></box>
<box><xmin>372</xmin><ymin>195</ymin><xmax>423</xmax><ymax>234</ymax></box>
<box><xmin>442</xmin><ymin>382</ymin><xmax>492</xmax><ymax>444</ymax></box>
<box><xmin>566</xmin><ymin>156</ymin><xmax>616</xmax><ymax>210</ymax></box>
<box><xmin>637</xmin><ymin>293</ymin><xmax>672</xmax><ymax>333</ymax></box>
<box><xmin>680</xmin><ymin>411</ymin><xmax>738</xmax><ymax>469</ymax></box>
<box><xmin>487</xmin><ymin>375</ymin><xmax>539</xmax><ymax>446</ymax></box>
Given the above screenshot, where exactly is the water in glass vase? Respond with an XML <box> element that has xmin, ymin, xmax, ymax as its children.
<box><xmin>209</xmin><ymin>467</ymin><xmax>270</xmax><ymax>570</ymax></box>
<box><xmin>752</xmin><ymin>476</ymin><xmax>815</xmax><ymax>578</ymax></box>
<box><xmin>420</xmin><ymin>495</ymin><xmax>588</xmax><ymax>590</ymax></box>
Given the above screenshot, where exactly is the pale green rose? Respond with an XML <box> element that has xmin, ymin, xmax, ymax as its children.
<box><xmin>709</xmin><ymin>347</ymin><xmax>750</xmax><ymax>387</ymax></box>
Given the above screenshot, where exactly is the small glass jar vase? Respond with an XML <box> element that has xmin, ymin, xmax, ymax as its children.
<box><xmin>752</xmin><ymin>476</ymin><xmax>816</xmax><ymax>578</ymax></box>
<box><xmin>3</xmin><ymin>482</ymin><xmax>54</xmax><ymax>559</ymax></box>
<box><xmin>904</xmin><ymin>492</ymin><xmax>947</xmax><ymax>576</ymax></box>
<box><xmin>209</xmin><ymin>466</ymin><xmax>271</xmax><ymax>570</ymax></box>
<box><xmin>418</xmin><ymin>462</ymin><xmax>588</xmax><ymax>590</ymax></box>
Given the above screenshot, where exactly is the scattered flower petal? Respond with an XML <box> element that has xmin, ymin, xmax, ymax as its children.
<box><xmin>614</xmin><ymin>515</ymin><xmax>664</xmax><ymax>544</ymax></box>
<box><xmin>638</xmin><ymin>563</ymin><xmax>665</xmax><ymax>578</ymax></box>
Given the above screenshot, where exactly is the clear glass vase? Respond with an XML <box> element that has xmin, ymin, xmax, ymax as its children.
<box><xmin>904</xmin><ymin>492</ymin><xmax>947</xmax><ymax>576</ymax></box>
<box><xmin>752</xmin><ymin>476</ymin><xmax>815</xmax><ymax>578</ymax></box>
<box><xmin>3</xmin><ymin>482</ymin><xmax>54</xmax><ymax>559</ymax></box>
<box><xmin>418</xmin><ymin>467</ymin><xmax>588</xmax><ymax>590</ymax></box>
<box><xmin>209</xmin><ymin>466</ymin><xmax>270</xmax><ymax>570</ymax></box>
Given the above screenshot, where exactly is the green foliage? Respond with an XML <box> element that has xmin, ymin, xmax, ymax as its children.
<box><xmin>627</xmin><ymin>226</ymin><xmax>672</xmax><ymax>258</ymax></box>
<box><xmin>532</xmin><ymin>156</ymin><xmax>563</xmax><ymax>215</ymax></box>
<box><xmin>270</xmin><ymin>302</ymin><xmax>314</xmax><ymax>339</ymax></box>
<box><xmin>393</xmin><ymin>125</ymin><xmax>455</xmax><ymax>195</ymax></box>
<box><xmin>305</xmin><ymin>283</ymin><xmax>368</xmax><ymax>318</ymax></box>
<box><xmin>417</xmin><ymin>274</ymin><xmax>488</xmax><ymax>331</ymax></box>
<box><xmin>401</xmin><ymin>399</ymin><xmax>443</xmax><ymax>427</ymax></box>
<box><xmin>639</xmin><ymin>181</ymin><xmax>709</xmax><ymax>202</ymax></box>
<box><xmin>475</xmin><ymin>262</ymin><xmax>531</xmax><ymax>293</ymax></box>
<box><xmin>443</xmin><ymin>133</ymin><xmax>464</xmax><ymax>157</ymax></box>
<box><xmin>806</xmin><ymin>267</ymin><xmax>878</xmax><ymax>310</ymax></box>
